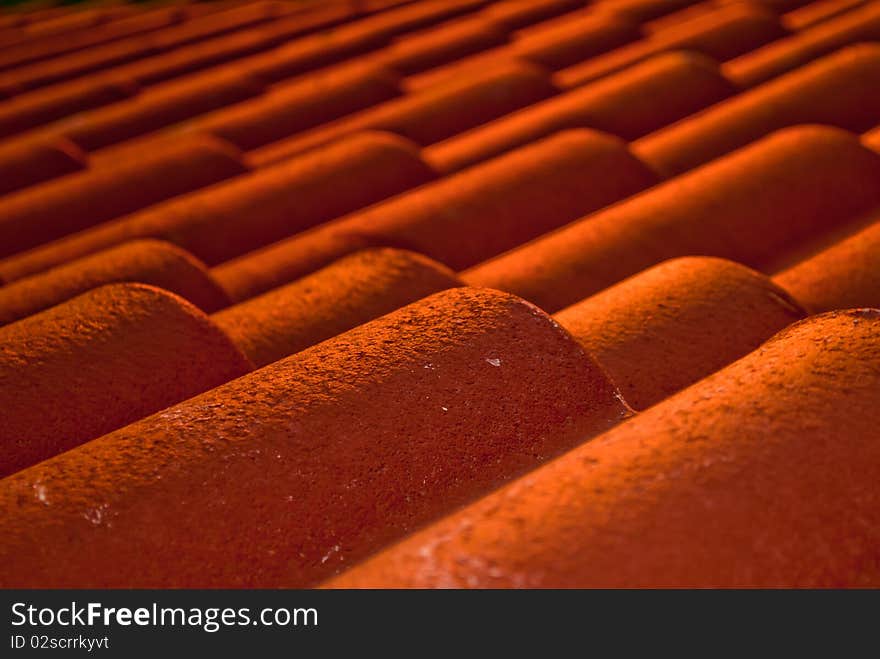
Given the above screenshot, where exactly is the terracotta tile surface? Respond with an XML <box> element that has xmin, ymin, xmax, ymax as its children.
<box><xmin>0</xmin><ymin>135</ymin><xmax>86</xmax><ymax>195</ymax></box>
<box><xmin>0</xmin><ymin>130</ymin><xmax>433</xmax><ymax>281</ymax></box>
<box><xmin>0</xmin><ymin>283</ymin><xmax>252</xmax><ymax>478</ymax></box>
<box><xmin>774</xmin><ymin>209</ymin><xmax>880</xmax><ymax>310</ymax></box>
<box><xmin>0</xmin><ymin>239</ymin><xmax>231</xmax><ymax>324</ymax></box>
<box><xmin>725</xmin><ymin>1</ymin><xmax>880</xmax><ymax>86</ymax></box>
<box><xmin>402</xmin><ymin>11</ymin><xmax>640</xmax><ymax>91</ymax></box>
<box><xmin>0</xmin><ymin>0</ymin><xmax>879</xmax><ymax>589</ymax></box>
<box><xmin>464</xmin><ymin>125</ymin><xmax>880</xmax><ymax>311</ymax></box>
<box><xmin>219</xmin><ymin>129</ymin><xmax>657</xmax><ymax>299</ymax></box>
<box><xmin>784</xmin><ymin>0</ymin><xmax>872</xmax><ymax>30</ymax></box>
<box><xmin>329</xmin><ymin>310</ymin><xmax>880</xmax><ymax>588</ymax></box>
<box><xmin>182</xmin><ymin>64</ymin><xmax>403</xmax><ymax>150</ymax></box>
<box><xmin>0</xmin><ymin>134</ymin><xmax>246</xmax><ymax>258</ymax></box>
<box><xmin>425</xmin><ymin>50</ymin><xmax>735</xmax><ymax>172</ymax></box>
<box><xmin>0</xmin><ymin>76</ymin><xmax>138</xmax><ymax>139</ymax></box>
<box><xmin>633</xmin><ymin>43</ymin><xmax>880</xmax><ymax>176</ymax></box>
<box><xmin>0</xmin><ymin>287</ymin><xmax>629</xmax><ymax>587</ymax></box>
<box><xmin>554</xmin><ymin>256</ymin><xmax>806</xmax><ymax>409</ymax></box>
<box><xmin>213</xmin><ymin>247</ymin><xmax>462</xmax><ymax>367</ymax></box>
<box><xmin>249</xmin><ymin>60</ymin><xmax>558</xmax><ymax>164</ymax></box>
<box><xmin>555</xmin><ymin>3</ymin><xmax>788</xmax><ymax>89</ymax></box>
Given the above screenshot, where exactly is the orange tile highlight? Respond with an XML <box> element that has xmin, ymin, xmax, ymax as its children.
<box><xmin>633</xmin><ymin>44</ymin><xmax>880</xmax><ymax>177</ymax></box>
<box><xmin>0</xmin><ymin>136</ymin><xmax>86</xmax><ymax>197</ymax></box>
<box><xmin>425</xmin><ymin>50</ymin><xmax>735</xmax><ymax>173</ymax></box>
<box><xmin>0</xmin><ymin>135</ymin><xmax>246</xmax><ymax>260</ymax></box>
<box><xmin>0</xmin><ymin>131</ymin><xmax>433</xmax><ymax>282</ymax></box>
<box><xmin>725</xmin><ymin>1</ymin><xmax>880</xmax><ymax>86</ymax></box>
<box><xmin>775</xmin><ymin>212</ymin><xmax>880</xmax><ymax>312</ymax></box>
<box><xmin>214</xmin><ymin>248</ymin><xmax>461</xmax><ymax>367</ymax></box>
<box><xmin>329</xmin><ymin>309</ymin><xmax>880</xmax><ymax>588</ymax></box>
<box><xmin>0</xmin><ymin>283</ymin><xmax>252</xmax><ymax>478</ymax></box>
<box><xmin>464</xmin><ymin>126</ymin><xmax>880</xmax><ymax>311</ymax></box>
<box><xmin>0</xmin><ymin>287</ymin><xmax>628</xmax><ymax>587</ymax></box>
<box><xmin>217</xmin><ymin>129</ymin><xmax>658</xmax><ymax>300</ymax></box>
<box><xmin>0</xmin><ymin>239</ymin><xmax>230</xmax><ymax>326</ymax></box>
<box><xmin>555</xmin><ymin>256</ymin><xmax>806</xmax><ymax>409</ymax></box>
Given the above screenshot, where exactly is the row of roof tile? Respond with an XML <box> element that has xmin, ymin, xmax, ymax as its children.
<box><xmin>0</xmin><ymin>0</ymin><xmax>878</xmax><ymax>588</ymax></box>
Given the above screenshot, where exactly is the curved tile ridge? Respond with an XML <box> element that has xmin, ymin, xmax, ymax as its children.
<box><xmin>592</xmin><ymin>0</ymin><xmax>705</xmax><ymax>23</ymax></box>
<box><xmin>214</xmin><ymin>247</ymin><xmax>462</xmax><ymax>367</ymax></box>
<box><xmin>204</xmin><ymin>0</ymin><xmax>487</xmax><ymax>86</ymax></box>
<box><xmin>864</xmin><ymin>124</ymin><xmax>880</xmax><ymax>151</ymax></box>
<box><xmin>45</xmin><ymin>69</ymin><xmax>266</xmax><ymax>152</ymax></box>
<box><xmin>328</xmin><ymin>309</ymin><xmax>880</xmax><ymax>588</ymax></box>
<box><xmin>181</xmin><ymin>63</ymin><xmax>402</xmax><ymax>151</ymax></box>
<box><xmin>0</xmin><ymin>135</ymin><xmax>247</xmax><ymax>261</ymax></box>
<box><xmin>464</xmin><ymin>125</ymin><xmax>880</xmax><ymax>312</ymax></box>
<box><xmin>0</xmin><ymin>76</ymin><xmax>138</xmax><ymax>141</ymax></box>
<box><xmin>402</xmin><ymin>11</ymin><xmax>640</xmax><ymax>92</ymax></box>
<box><xmin>633</xmin><ymin>43</ymin><xmax>880</xmax><ymax>177</ymax></box>
<box><xmin>775</xmin><ymin>210</ymin><xmax>880</xmax><ymax>312</ymax></box>
<box><xmin>0</xmin><ymin>4</ymin><xmax>342</xmax><ymax>139</ymax></box>
<box><xmin>0</xmin><ymin>131</ymin><xmax>435</xmax><ymax>283</ymax></box>
<box><xmin>0</xmin><ymin>135</ymin><xmax>86</xmax><ymax>197</ymax></box>
<box><xmin>249</xmin><ymin>59</ymin><xmax>557</xmax><ymax>166</ymax></box>
<box><xmin>369</xmin><ymin>16</ymin><xmax>511</xmax><ymax>77</ymax></box>
<box><xmin>106</xmin><ymin>6</ymin><xmax>359</xmax><ymax>89</ymax></box>
<box><xmin>639</xmin><ymin>0</ymin><xmax>754</xmax><ymax>34</ymax></box>
<box><xmin>725</xmin><ymin>0</ymin><xmax>880</xmax><ymax>87</ymax></box>
<box><xmin>215</xmin><ymin>128</ymin><xmax>659</xmax><ymax>301</ymax></box>
<box><xmin>425</xmin><ymin>50</ymin><xmax>735</xmax><ymax>173</ymax></box>
<box><xmin>0</xmin><ymin>287</ymin><xmax>630</xmax><ymax>588</ymax></box>
<box><xmin>0</xmin><ymin>283</ymin><xmax>252</xmax><ymax>479</ymax></box>
<box><xmin>0</xmin><ymin>1</ymin><xmax>305</xmax><ymax>94</ymax></box>
<box><xmin>782</xmin><ymin>0</ymin><xmax>869</xmax><ymax>30</ymax></box>
<box><xmin>0</xmin><ymin>239</ymin><xmax>230</xmax><ymax>326</ymax></box>
<box><xmin>479</xmin><ymin>0</ymin><xmax>584</xmax><ymax>31</ymax></box>
<box><xmin>555</xmin><ymin>256</ymin><xmax>806</xmax><ymax>409</ymax></box>
<box><xmin>555</xmin><ymin>2</ymin><xmax>787</xmax><ymax>89</ymax></box>
<box><xmin>0</xmin><ymin>6</ymin><xmax>188</xmax><ymax>74</ymax></box>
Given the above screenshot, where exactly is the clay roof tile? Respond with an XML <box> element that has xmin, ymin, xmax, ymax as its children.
<box><xmin>0</xmin><ymin>286</ymin><xmax>628</xmax><ymax>587</ymax></box>
<box><xmin>328</xmin><ymin>309</ymin><xmax>880</xmax><ymax>588</ymax></box>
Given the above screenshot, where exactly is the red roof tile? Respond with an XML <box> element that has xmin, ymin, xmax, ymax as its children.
<box><xmin>782</xmin><ymin>0</ymin><xmax>870</xmax><ymax>30</ymax></box>
<box><xmin>184</xmin><ymin>63</ymin><xmax>401</xmax><ymax>151</ymax></box>
<box><xmin>424</xmin><ymin>50</ymin><xmax>735</xmax><ymax>173</ymax></box>
<box><xmin>372</xmin><ymin>16</ymin><xmax>510</xmax><ymax>76</ymax></box>
<box><xmin>0</xmin><ymin>76</ymin><xmax>137</xmax><ymax>140</ymax></box>
<box><xmin>774</xmin><ymin>210</ymin><xmax>880</xmax><ymax>311</ymax></box>
<box><xmin>250</xmin><ymin>60</ymin><xmax>557</xmax><ymax>165</ymax></box>
<box><xmin>0</xmin><ymin>135</ymin><xmax>246</xmax><ymax>259</ymax></box>
<box><xmin>464</xmin><ymin>125</ymin><xmax>880</xmax><ymax>311</ymax></box>
<box><xmin>593</xmin><ymin>0</ymin><xmax>710</xmax><ymax>23</ymax></box>
<box><xmin>329</xmin><ymin>309</ymin><xmax>880</xmax><ymax>588</ymax></box>
<box><xmin>404</xmin><ymin>11</ymin><xmax>639</xmax><ymax>91</ymax></box>
<box><xmin>218</xmin><ymin>128</ymin><xmax>657</xmax><ymax>300</ymax></box>
<box><xmin>0</xmin><ymin>6</ymin><xmax>186</xmax><ymax>74</ymax></box>
<box><xmin>1</xmin><ymin>0</ymin><xmax>879</xmax><ymax>590</ymax></box>
<box><xmin>555</xmin><ymin>256</ymin><xmax>806</xmax><ymax>409</ymax></box>
<box><xmin>863</xmin><ymin>122</ymin><xmax>880</xmax><ymax>149</ymax></box>
<box><xmin>0</xmin><ymin>131</ymin><xmax>433</xmax><ymax>282</ymax></box>
<box><xmin>0</xmin><ymin>287</ymin><xmax>628</xmax><ymax>587</ymax></box>
<box><xmin>724</xmin><ymin>0</ymin><xmax>880</xmax><ymax>86</ymax></box>
<box><xmin>632</xmin><ymin>44</ymin><xmax>880</xmax><ymax>176</ymax></box>
<box><xmin>0</xmin><ymin>283</ymin><xmax>251</xmax><ymax>478</ymax></box>
<box><xmin>51</xmin><ymin>70</ymin><xmax>266</xmax><ymax>150</ymax></box>
<box><xmin>0</xmin><ymin>239</ymin><xmax>231</xmax><ymax>325</ymax></box>
<box><xmin>480</xmin><ymin>0</ymin><xmax>583</xmax><ymax>31</ymax></box>
<box><xmin>213</xmin><ymin>247</ymin><xmax>461</xmax><ymax>366</ymax></box>
<box><xmin>0</xmin><ymin>135</ymin><xmax>86</xmax><ymax>197</ymax></box>
<box><xmin>555</xmin><ymin>3</ymin><xmax>787</xmax><ymax>89</ymax></box>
